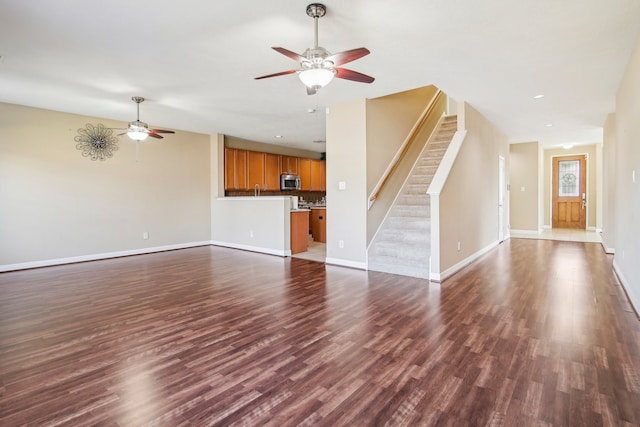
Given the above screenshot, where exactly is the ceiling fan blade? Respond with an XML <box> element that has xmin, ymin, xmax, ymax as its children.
<box><xmin>255</xmin><ymin>69</ymin><xmax>298</xmax><ymax>80</ymax></box>
<box><xmin>334</xmin><ymin>67</ymin><xmax>375</xmax><ymax>83</ymax></box>
<box><xmin>306</xmin><ymin>86</ymin><xmax>317</xmax><ymax>96</ymax></box>
<box><xmin>326</xmin><ymin>48</ymin><xmax>370</xmax><ymax>66</ymax></box>
<box><xmin>149</xmin><ymin>129</ymin><xmax>175</xmax><ymax>134</ymax></box>
<box><xmin>272</xmin><ymin>47</ymin><xmax>306</xmax><ymax>62</ymax></box>
<box><xmin>148</xmin><ymin>133</ymin><xmax>163</xmax><ymax>139</ymax></box>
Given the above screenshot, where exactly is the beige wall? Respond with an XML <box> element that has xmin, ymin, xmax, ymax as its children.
<box><xmin>601</xmin><ymin>114</ymin><xmax>616</xmax><ymax>252</ymax></box>
<box><xmin>509</xmin><ymin>142</ymin><xmax>539</xmax><ymax>231</ymax></box>
<box><xmin>438</xmin><ymin>103</ymin><xmax>509</xmax><ymax>272</ymax></box>
<box><xmin>365</xmin><ymin>86</ymin><xmax>438</xmax><ymax>193</ymax></box>
<box><xmin>325</xmin><ymin>99</ymin><xmax>368</xmax><ymax>268</ymax></box>
<box><xmin>607</xmin><ymin>36</ymin><xmax>640</xmax><ymax>312</ymax></box>
<box><xmin>0</xmin><ymin>102</ymin><xmax>212</xmax><ymax>268</ymax></box>
<box><xmin>542</xmin><ymin>144</ymin><xmax>599</xmax><ymax>229</ymax></box>
<box><xmin>225</xmin><ymin>135</ymin><xmax>321</xmax><ymax>159</ymax></box>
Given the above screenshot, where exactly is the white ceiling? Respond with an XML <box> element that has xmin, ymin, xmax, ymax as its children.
<box><xmin>1</xmin><ymin>0</ymin><xmax>639</xmax><ymax>152</ymax></box>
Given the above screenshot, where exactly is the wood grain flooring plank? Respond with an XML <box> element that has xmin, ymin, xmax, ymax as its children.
<box><xmin>1</xmin><ymin>240</ymin><xmax>639</xmax><ymax>425</ymax></box>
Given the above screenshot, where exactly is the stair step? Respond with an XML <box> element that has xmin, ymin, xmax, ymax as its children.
<box><xmin>376</xmin><ymin>228</ymin><xmax>430</xmax><ymax>243</ymax></box>
<box><xmin>368</xmin><ymin>256</ymin><xmax>430</xmax><ymax>279</ymax></box>
<box><xmin>369</xmin><ymin>245</ymin><xmax>429</xmax><ymax>263</ymax></box>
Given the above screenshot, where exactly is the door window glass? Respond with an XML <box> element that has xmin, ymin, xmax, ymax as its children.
<box><xmin>558</xmin><ymin>160</ymin><xmax>579</xmax><ymax>197</ymax></box>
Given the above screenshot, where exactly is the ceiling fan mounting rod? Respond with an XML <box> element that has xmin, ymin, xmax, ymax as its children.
<box><xmin>132</xmin><ymin>96</ymin><xmax>145</xmax><ymax>121</ymax></box>
<box><xmin>306</xmin><ymin>3</ymin><xmax>326</xmax><ymax>49</ymax></box>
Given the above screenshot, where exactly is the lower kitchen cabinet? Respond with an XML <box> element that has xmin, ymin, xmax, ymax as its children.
<box><xmin>290</xmin><ymin>210</ymin><xmax>310</xmax><ymax>254</ymax></box>
<box><xmin>310</xmin><ymin>208</ymin><xmax>326</xmax><ymax>243</ymax></box>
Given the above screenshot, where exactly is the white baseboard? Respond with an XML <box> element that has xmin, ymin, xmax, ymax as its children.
<box><xmin>612</xmin><ymin>259</ymin><xmax>640</xmax><ymax>316</ymax></box>
<box><xmin>0</xmin><ymin>241</ymin><xmax>213</xmax><ymax>272</ymax></box>
<box><xmin>587</xmin><ymin>226</ymin><xmax>597</xmax><ymax>231</ymax></box>
<box><xmin>600</xmin><ymin>239</ymin><xmax>615</xmax><ymax>255</ymax></box>
<box><xmin>326</xmin><ymin>257</ymin><xmax>366</xmax><ymax>270</ymax></box>
<box><xmin>210</xmin><ymin>241</ymin><xmax>290</xmax><ymax>257</ymax></box>
<box><xmin>541</xmin><ymin>225</ymin><xmax>551</xmax><ymax>230</ymax></box>
<box><xmin>430</xmin><ymin>241</ymin><xmax>499</xmax><ymax>282</ymax></box>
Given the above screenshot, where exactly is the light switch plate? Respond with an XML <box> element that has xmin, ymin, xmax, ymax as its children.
<box><xmin>338</xmin><ymin>181</ymin><xmax>346</xmax><ymax>190</ymax></box>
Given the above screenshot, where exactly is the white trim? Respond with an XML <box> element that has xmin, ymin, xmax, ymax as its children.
<box><xmin>326</xmin><ymin>257</ymin><xmax>366</xmax><ymax>270</ymax></box>
<box><xmin>429</xmin><ymin>241</ymin><xmax>499</xmax><ymax>282</ymax></box>
<box><xmin>0</xmin><ymin>241</ymin><xmax>213</xmax><ymax>272</ymax></box>
<box><xmin>541</xmin><ymin>225</ymin><xmax>551</xmax><ymax>230</ymax></box>
<box><xmin>427</xmin><ymin>130</ymin><xmax>468</xmax><ymax>196</ymax></box>
<box><xmin>601</xmin><ymin>242</ymin><xmax>615</xmax><ymax>254</ymax></box>
<box><xmin>587</xmin><ymin>226</ymin><xmax>596</xmax><ymax>231</ymax></box>
<box><xmin>613</xmin><ymin>259</ymin><xmax>640</xmax><ymax>316</ymax></box>
<box><xmin>210</xmin><ymin>241</ymin><xmax>290</xmax><ymax>257</ymax></box>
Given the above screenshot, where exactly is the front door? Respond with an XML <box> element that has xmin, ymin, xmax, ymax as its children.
<box><xmin>552</xmin><ymin>155</ymin><xmax>586</xmax><ymax>229</ymax></box>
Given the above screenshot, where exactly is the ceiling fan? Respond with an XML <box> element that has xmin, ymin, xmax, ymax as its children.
<box><xmin>119</xmin><ymin>96</ymin><xmax>175</xmax><ymax>141</ymax></box>
<box><xmin>255</xmin><ymin>3</ymin><xmax>374</xmax><ymax>95</ymax></box>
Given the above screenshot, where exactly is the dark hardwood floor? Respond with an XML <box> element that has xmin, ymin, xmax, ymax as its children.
<box><xmin>1</xmin><ymin>239</ymin><xmax>639</xmax><ymax>426</ymax></box>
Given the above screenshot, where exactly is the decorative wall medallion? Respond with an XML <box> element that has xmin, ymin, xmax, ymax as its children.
<box><xmin>75</xmin><ymin>123</ymin><xmax>119</xmax><ymax>161</ymax></box>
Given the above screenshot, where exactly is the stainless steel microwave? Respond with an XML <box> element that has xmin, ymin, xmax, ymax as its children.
<box><xmin>280</xmin><ymin>174</ymin><xmax>301</xmax><ymax>191</ymax></box>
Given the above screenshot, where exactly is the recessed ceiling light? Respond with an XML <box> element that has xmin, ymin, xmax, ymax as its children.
<box><xmin>562</xmin><ymin>144</ymin><xmax>574</xmax><ymax>150</ymax></box>
<box><xmin>533</xmin><ymin>94</ymin><xmax>545</xmax><ymax>99</ymax></box>
<box><xmin>274</xmin><ymin>135</ymin><xmax>283</xmax><ymax>139</ymax></box>
<box><xmin>545</xmin><ymin>124</ymin><xmax>553</xmax><ymax>127</ymax></box>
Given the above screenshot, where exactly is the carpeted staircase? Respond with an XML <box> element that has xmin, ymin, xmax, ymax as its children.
<box><xmin>368</xmin><ymin>115</ymin><xmax>457</xmax><ymax>278</ymax></box>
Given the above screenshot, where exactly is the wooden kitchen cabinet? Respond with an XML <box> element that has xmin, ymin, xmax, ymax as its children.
<box><xmin>310</xmin><ymin>208</ymin><xmax>326</xmax><ymax>243</ymax></box>
<box><xmin>299</xmin><ymin>158</ymin><xmax>325</xmax><ymax>191</ymax></box>
<box><xmin>282</xmin><ymin>156</ymin><xmax>299</xmax><ymax>175</ymax></box>
<box><xmin>299</xmin><ymin>158</ymin><xmax>311</xmax><ymax>191</ymax></box>
<box><xmin>247</xmin><ymin>151</ymin><xmax>265</xmax><ymax>190</ymax></box>
<box><xmin>224</xmin><ymin>148</ymin><xmax>247</xmax><ymax>190</ymax></box>
<box><xmin>310</xmin><ymin>160</ymin><xmax>325</xmax><ymax>191</ymax></box>
<box><xmin>290</xmin><ymin>210</ymin><xmax>310</xmax><ymax>254</ymax></box>
<box><xmin>264</xmin><ymin>153</ymin><xmax>281</xmax><ymax>191</ymax></box>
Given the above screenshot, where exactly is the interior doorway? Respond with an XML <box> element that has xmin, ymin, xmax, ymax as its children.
<box><xmin>552</xmin><ymin>154</ymin><xmax>586</xmax><ymax>229</ymax></box>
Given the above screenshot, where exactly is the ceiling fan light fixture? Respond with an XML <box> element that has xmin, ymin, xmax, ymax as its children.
<box><xmin>299</xmin><ymin>68</ymin><xmax>335</xmax><ymax>88</ymax></box>
<box><xmin>127</xmin><ymin>120</ymin><xmax>149</xmax><ymax>141</ymax></box>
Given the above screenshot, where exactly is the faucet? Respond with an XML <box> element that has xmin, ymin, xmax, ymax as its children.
<box><xmin>254</xmin><ymin>184</ymin><xmax>260</xmax><ymax>197</ymax></box>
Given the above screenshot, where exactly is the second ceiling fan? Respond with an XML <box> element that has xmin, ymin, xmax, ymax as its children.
<box><xmin>255</xmin><ymin>3</ymin><xmax>374</xmax><ymax>95</ymax></box>
<box><xmin>120</xmin><ymin>97</ymin><xmax>175</xmax><ymax>141</ymax></box>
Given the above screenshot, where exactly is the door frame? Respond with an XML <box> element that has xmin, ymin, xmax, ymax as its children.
<box><xmin>498</xmin><ymin>155</ymin><xmax>505</xmax><ymax>242</ymax></box>
<box><xmin>549</xmin><ymin>152</ymin><xmax>590</xmax><ymax>229</ymax></box>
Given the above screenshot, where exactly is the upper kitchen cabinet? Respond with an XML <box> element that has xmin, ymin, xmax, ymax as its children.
<box><xmin>310</xmin><ymin>159</ymin><xmax>326</xmax><ymax>191</ymax></box>
<box><xmin>282</xmin><ymin>156</ymin><xmax>299</xmax><ymax>175</ymax></box>
<box><xmin>246</xmin><ymin>151</ymin><xmax>280</xmax><ymax>191</ymax></box>
<box><xmin>299</xmin><ymin>158</ymin><xmax>311</xmax><ymax>191</ymax></box>
<box><xmin>264</xmin><ymin>153</ymin><xmax>281</xmax><ymax>191</ymax></box>
<box><xmin>247</xmin><ymin>151</ymin><xmax>265</xmax><ymax>190</ymax></box>
<box><xmin>300</xmin><ymin>158</ymin><xmax>325</xmax><ymax>191</ymax></box>
<box><xmin>224</xmin><ymin>148</ymin><xmax>247</xmax><ymax>190</ymax></box>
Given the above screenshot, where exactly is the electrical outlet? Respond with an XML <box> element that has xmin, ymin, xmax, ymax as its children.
<box><xmin>143</xmin><ymin>232</ymin><xmax>149</xmax><ymax>240</ymax></box>
<box><xmin>339</xmin><ymin>240</ymin><xmax>344</xmax><ymax>248</ymax></box>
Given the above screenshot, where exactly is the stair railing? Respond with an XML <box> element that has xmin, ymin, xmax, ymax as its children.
<box><xmin>368</xmin><ymin>89</ymin><xmax>443</xmax><ymax>209</ymax></box>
